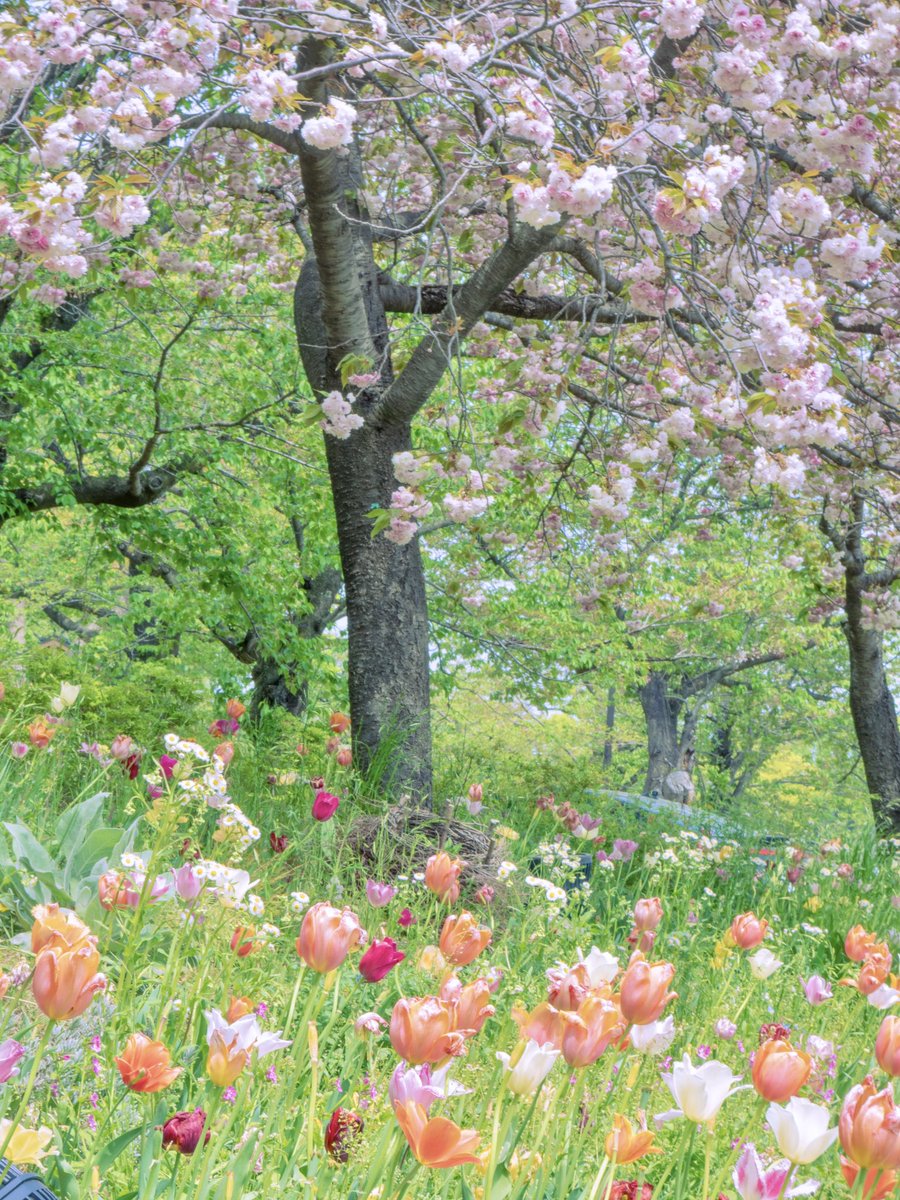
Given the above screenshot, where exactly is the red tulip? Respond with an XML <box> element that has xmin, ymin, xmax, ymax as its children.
<box><xmin>161</xmin><ymin>1109</ymin><xmax>209</xmax><ymax>1155</ymax></box>
<box><xmin>325</xmin><ymin>1107</ymin><xmax>363</xmax><ymax>1161</ymax></box>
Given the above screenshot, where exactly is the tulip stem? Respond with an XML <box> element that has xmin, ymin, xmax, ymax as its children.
<box><xmin>776</xmin><ymin>1163</ymin><xmax>796</xmax><ymax>1200</ymax></box>
<box><xmin>702</xmin><ymin>1124</ymin><xmax>713</xmax><ymax>1200</ymax></box>
<box><xmin>0</xmin><ymin>1018</ymin><xmax>54</xmax><ymax>1185</ymax></box>
<box><xmin>286</xmin><ymin>965</ymin><xmax>306</xmax><ymax>1032</ymax></box>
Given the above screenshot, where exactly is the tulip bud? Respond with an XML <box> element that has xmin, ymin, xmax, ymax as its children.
<box><xmin>230</xmin><ymin>927</ymin><xmax>256</xmax><ymax>958</ymax></box>
<box><xmin>359</xmin><ymin>937</ymin><xmax>405</xmax><ymax>983</ymax></box>
<box><xmin>839</xmin><ymin>1076</ymin><xmax>900</xmax><ymax>1171</ymax></box>
<box><xmin>730</xmin><ymin>912</ymin><xmax>768</xmax><ymax>950</ymax></box>
<box><xmin>751</xmin><ymin>1037</ymin><xmax>812</xmax><ymax>1102</ymax></box>
<box><xmin>329</xmin><ymin>712</ymin><xmax>350</xmax><ymax>734</ymax></box>
<box><xmin>336</xmin><ymin>747</ymin><xmax>352</xmax><ymax>767</ymax></box>
<box><xmin>32</xmin><ymin>941</ymin><xmax>106</xmax><ymax>1020</ymax></box>
<box><xmin>875</xmin><ymin>1016</ymin><xmax>900</xmax><ymax>1077</ymax></box>
<box><xmin>633</xmin><ymin>898</ymin><xmax>663</xmax><ymax>932</ymax></box>
<box><xmin>296</xmin><ymin>902</ymin><xmax>364</xmax><ymax>973</ymax></box>
<box><xmin>312</xmin><ymin>790</ymin><xmax>340</xmax><ymax>821</ymax></box>
<box><xmin>619</xmin><ymin>954</ymin><xmax>677</xmax><ymax>1025</ymax></box>
<box><xmin>424</xmin><ymin>851</ymin><xmax>463</xmax><ymax>904</ymax></box>
<box><xmin>438</xmin><ymin>912</ymin><xmax>491</xmax><ymax>966</ymax></box>
<box><xmin>225</xmin><ymin>996</ymin><xmax>254</xmax><ymax>1023</ymax></box>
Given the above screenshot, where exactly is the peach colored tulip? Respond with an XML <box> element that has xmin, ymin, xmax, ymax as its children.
<box><xmin>839</xmin><ymin>1076</ymin><xmax>900</xmax><ymax>1172</ymax></box>
<box><xmin>857</xmin><ymin>947</ymin><xmax>892</xmax><ymax>996</ymax></box>
<box><xmin>619</xmin><ymin>954</ymin><xmax>677</xmax><ymax>1025</ymax></box>
<box><xmin>417</xmin><ymin>945</ymin><xmax>448</xmax><ymax>973</ymax></box>
<box><xmin>329</xmin><ymin>711</ymin><xmax>350</xmax><ymax>734</ymax></box>
<box><xmin>32</xmin><ymin>941</ymin><xmax>106</xmax><ymax>1020</ymax></box>
<box><xmin>225</xmin><ymin>698</ymin><xmax>245</xmax><ymax>721</ymax></box>
<box><xmin>425</xmin><ymin>852</ymin><xmax>463</xmax><ymax>904</ymax></box>
<box><xmin>875</xmin><ymin>1016</ymin><xmax>900</xmax><ymax>1077</ymax></box>
<box><xmin>561</xmin><ymin>991</ymin><xmax>626</xmax><ymax>1068</ymax></box>
<box><xmin>605</xmin><ymin>1115</ymin><xmax>661</xmax><ymax>1165</ymax></box>
<box><xmin>98</xmin><ymin>871</ymin><xmax>137</xmax><ymax>910</ymax></box>
<box><xmin>438</xmin><ymin>912</ymin><xmax>491</xmax><ymax>966</ymax></box>
<box><xmin>115</xmin><ymin>1033</ymin><xmax>181</xmax><ymax>1093</ymax></box>
<box><xmin>440</xmin><ymin>976</ymin><xmax>495</xmax><ymax>1035</ymax></box>
<box><xmin>206</xmin><ymin>1030</ymin><xmax>250</xmax><ymax>1088</ymax></box>
<box><xmin>389</xmin><ymin>996</ymin><xmax>468</xmax><ymax>1064</ymax></box>
<box><xmin>296</xmin><ymin>902</ymin><xmax>364</xmax><ymax>973</ymax></box>
<box><xmin>30</xmin><ymin>903</ymin><xmax>91</xmax><ymax>955</ymax></box>
<box><xmin>845</xmin><ymin>925</ymin><xmax>880</xmax><ymax>963</ymax></box>
<box><xmin>752</xmin><ymin>1038</ymin><xmax>812</xmax><ymax>1102</ymax></box>
<box><xmin>394</xmin><ymin>1100</ymin><xmax>480</xmax><ymax>1168</ymax></box>
<box><xmin>512</xmin><ymin>1001</ymin><xmax>567</xmax><ymax>1051</ymax></box>
<box><xmin>546</xmin><ymin>963</ymin><xmax>592</xmax><ymax>1011</ymax></box>
<box><xmin>730</xmin><ymin>912</ymin><xmax>768</xmax><ymax>950</ymax></box>
<box><xmin>841</xmin><ymin>1157</ymin><xmax>897</xmax><ymax>1200</ymax></box>
<box><xmin>633</xmin><ymin>898</ymin><xmax>663</xmax><ymax>932</ymax></box>
<box><xmin>226</xmin><ymin>996</ymin><xmax>255</xmax><ymax>1023</ymax></box>
<box><xmin>27</xmin><ymin>718</ymin><xmax>55</xmax><ymax>749</ymax></box>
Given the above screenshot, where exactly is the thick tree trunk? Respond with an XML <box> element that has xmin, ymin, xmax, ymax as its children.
<box><xmin>844</xmin><ymin>571</ymin><xmax>900</xmax><ymax>832</ymax></box>
<box><xmin>639</xmin><ymin>672</ymin><xmax>682</xmax><ymax>794</ymax></box>
<box><xmin>294</xmin><ymin>231</ymin><xmax>432</xmax><ymax>799</ymax></box>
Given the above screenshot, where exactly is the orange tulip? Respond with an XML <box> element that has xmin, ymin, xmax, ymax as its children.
<box><xmin>27</xmin><ymin>718</ymin><xmax>55</xmax><ymax>749</ymax></box>
<box><xmin>389</xmin><ymin>996</ymin><xmax>468</xmax><ymax>1064</ymax></box>
<box><xmin>875</xmin><ymin>1016</ymin><xmax>900</xmax><ymax>1077</ymax></box>
<box><xmin>116</xmin><ymin>1033</ymin><xmax>181</xmax><ymax>1093</ymax></box>
<box><xmin>561</xmin><ymin>991</ymin><xmax>626</xmax><ymax>1068</ymax></box>
<box><xmin>296</xmin><ymin>903</ymin><xmax>364</xmax><ymax>973</ymax></box>
<box><xmin>845</xmin><ymin>925</ymin><xmax>880</xmax><ymax>963</ymax></box>
<box><xmin>841</xmin><ymin>1157</ymin><xmax>897</xmax><ymax>1200</ymax></box>
<box><xmin>619</xmin><ymin>954</ymin><xmax>677</xmax><ymax>1025</ymax></box>
<box><xmin>438</xmin><ymin>912</ymin><xmax>491</xmax><ymax>966</ymax></box>
<box><xmin>512</xmin><ymin>1000</ymin><xmax>567</xmax><ymax>1051</ymax></box>
<box><xmin>857</xmin><ymin>947</ymin><xmax>892</xmax><ymax>996</ymax></box>
<box><xmin>839</xmin><ymin>1076</ymin><xmax>900</xmax><ymax>1172</ymax></box>
<box><xmin>225</xmin><ymin>698</ymin><xmax>246</xmax><ymax>720</ymax></box>
<box><xmin>394</xmin><ymin>1101</ymin><xmax>480</xmax><ymax>1168</ymax></box>
<box><xmin>425</xmin><ymin>852</ymin><xmax>463</xmax><ymax>904</ymax></box>
<box><xmin>633</xmin><ymin>898</ymin><xmax>663</xmax><ymax>932</ymax></box>
<box><xmin>546</xmin><ymin>963</ymin><xmax>592</xmax><ymax>1011</ymax></box>
<box><xmin>329</xmin><ymin>712</ymin><xmax>350</xmax><ymax>734</ymax></box>
<box><xmin>226</xmin><ymin>996</ymin><xmax>255</xmax><ymax>1023</ymax></box>
<box><xmin>31</xmin><ymin>904</ymin><xmax>91</xmax><ymax>955</ymax></box>
<box><xmin>730</xmin><ymin>912</ymin><xmax>768</xmax><ymax>950</ymax></box>
<box><xmin>206</xmin><ymin>1029</ymin><xmax>250</xmax><ymax>1088</ymax></box>
<box><xmin>231</xmin><ymin>927</ymin><xmax>256</xmax><ymax>958</ymax></box>
<box><xmin>752</xmin><ymin>1037</ymin><xmax>812</xmax><ymax>1102</ymax></box>
<box><xmin>440</xmin><ymin>976</ymin><xmax>494</xmax><ymax>1035</ymax></box>
<box><xmin>32</xmin><ymin>941</ymin><xmax>106</xmax><ymax>1020</ymax></box>
<box><xmin>605</xmin><ymin>1115</ymin><xmax>661</xmax><ymax>1165</ymax></box>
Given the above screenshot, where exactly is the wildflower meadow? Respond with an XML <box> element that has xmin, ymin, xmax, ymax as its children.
<box><xmin>0</xmin><ymin>686</ymin><xmax>894</xmax><ymax>1200</ymax></box>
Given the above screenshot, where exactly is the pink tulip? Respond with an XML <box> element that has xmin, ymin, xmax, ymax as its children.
<box><xmin>801</xmin><ymin>975</ymin><xmax>833</xmax><ymax>1006</ymax></box>
<box><xmin>366</xmin><ymin>880</ymin><xmax>396</xmax><ymax>907</ymax></box>
<box><xmin>0</xmin><ymin>1039</ymin><xmax>25</xmax><ymax>1083</ymax></box>
<box><xmin>172</xmin><ymin>863</ymin><xmax>203</xmax><ymax>902</ymax></box>
<box><xmin>398</xmin><ymin>908</ymin><xmax>417</xmax><ymax>927</ymax></box>
<box><xmin>312</xmin><ymin>791</ymin><xmax>340</xmax><ymax>821</ymax></box>
<box><xmin>359</xmin><ymin>937</ymin><xmax>405</xmax><ymax>983</ymax></box>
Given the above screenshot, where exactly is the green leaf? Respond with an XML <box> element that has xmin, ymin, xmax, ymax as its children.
<box><xmin>3</xmin><ymin>822</ymin><xmax>60</xmax><ymax>876</ymax></box>
<box><xmin>97</xmin><ymin>1124</ymin><xmax>147</xmax><ymax>1173</ymax></box>
<box><xmin>55</xmin><ymin>791</ymin><xmax>107</xmax><ymax>848</ymax></box>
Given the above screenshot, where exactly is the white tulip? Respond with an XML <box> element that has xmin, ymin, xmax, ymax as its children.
<box><xmin>766</xmin><ymin>1097</ymin><xmax>838</xmax><ymax>1165</ymax></box>
<box><xmin>867</xmin><ymin>982</ymin><xmax>900</xmax><ymax>1009</ymax></box>
<box><xmin>496</xmin><ymin>1040</ymin><xmax>560</xmax><ymax>1096</ymax></box>
<box><xmin>630</xmin><ymin>1015</ymin><xmax>676</xmax><ymax>1056</ymax></box>
<box><xmin>749</xmin><ymin>949</ymin><xmax>783</xmax><ymax>979</ymax></box>
<box><xmin>662</xmin><ymin>1054</ymin><xmax>745</xmax><ymax>1123</ymax></box>
<box><xmin>578</xmin><ymin>947</ymin><xmax>620</xmax><ymax>986</ymax></box>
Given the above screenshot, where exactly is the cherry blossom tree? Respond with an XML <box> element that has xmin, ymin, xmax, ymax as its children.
<box><xmin>1</xmin><ymin>0</ymin><xmax>897</xmax><ymax>811</ymax></box>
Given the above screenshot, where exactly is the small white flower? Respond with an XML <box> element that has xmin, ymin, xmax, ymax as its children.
<box><xmin>247</xmin><ymin>894</ymin><xmax>265</xmax><ymax>916</ymax></box>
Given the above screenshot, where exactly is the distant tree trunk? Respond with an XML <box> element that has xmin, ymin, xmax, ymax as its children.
<box><xmin>639</xmin><ymin>672</ymin><xmax>682</xmax><ymax>794</ymax></box>
<box><xmin>603</xmin><ymin>685</ymin><xmax>615</xmax><ymax>768</ymax></box>
<box><xmin>844</xmin><ymin>561</ymin><xmax>900</xmax><ymax>832</ymax></box>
